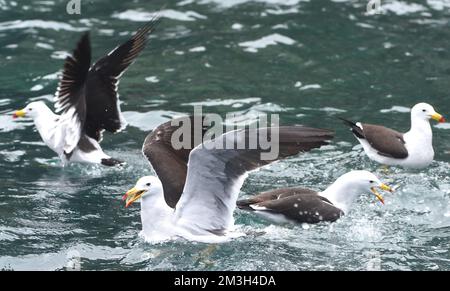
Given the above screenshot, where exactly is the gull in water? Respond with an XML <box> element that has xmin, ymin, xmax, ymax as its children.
<box><xmin>340</xmin><ymin>103</ymin><xmax>445</xmax><ymax>169</ymax></box>
<box><xmin>123</xmin><ymin>116</ymin><xmax>334</xmax><ymax>243</ymax></box>
<box><xmin>237</xmin><ymin>170</ymin><xmax>392</xmax><ymax>224</ymax></box>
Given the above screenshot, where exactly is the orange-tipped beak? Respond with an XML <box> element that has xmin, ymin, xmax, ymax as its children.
<box><xmin>431</xmin><ymin>112</ymin><xmax>445</xmax><ymax>123</ymax></box>
<box><xmin>371</xmin><ymin>183</ymin><xmax>393</xmax><ymax>205</ymax></box>
<box><xmin>13</xmin><ymin>109</ymin><xmax>26</xmax><ymax>119</ymax></box>
<box><xmin>123</xmin><ymin>187</ymin><xmax>145</xmax><ymax>208</ymax></box>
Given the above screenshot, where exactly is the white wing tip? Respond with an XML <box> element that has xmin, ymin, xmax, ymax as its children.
<box><xmin>250</xmin><ymin>204</ymin><xmax>267</xmax><ymax>211</ymax></box>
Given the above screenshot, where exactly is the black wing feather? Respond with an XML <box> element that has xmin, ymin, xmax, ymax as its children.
<box><xmin>223</xmin><ymin>126</ymin><xmax>334</xmax><ymax>180</ymax></box>
<box><xmin>142</xmin><ymin>116</ymin><xmax>208</xmax><ymax>208</ymax></box>
<box><xmin>84</xmin><ymin>17</ymin><xmax>160</xmax><ymax>141</ymax></box>
<box><xmin>55</xmin><ymin>32</ymin><xmax>91</xmax><ymax>122</ymax></box>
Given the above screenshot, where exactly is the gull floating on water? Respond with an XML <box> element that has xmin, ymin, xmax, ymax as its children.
<box><xmin>237</xmin><ymin>170</ymin><xmax>392</xmax><ymax>224</ymax></box>
<box><xmin>123</xmin><ymin>117</ymin><xmax>334</xmax><ymax>243</ymax></box>
<box><xmin>340</xmin><ymin>103</ymin><xmax>445</xmax><ymax>169</ymax></box>
<box><xmin>13</xmin><ymin>17</ymin><xmax>160</xmax><ymax>166</ymax></box>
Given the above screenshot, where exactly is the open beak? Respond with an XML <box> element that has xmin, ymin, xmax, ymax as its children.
<box><xmin>13</xmin><ymin>109</ymin><xmax>26</xmax><ymax>119</ymax></box>
<box><xmin>370</xmin><ymin>183</ymin><xmax>393</xmax><ymax>205</ymax></box>
<box><xmin>123</xmin><ymin>187</ymin><xmax>145</xmax><ymax>208</ymax></box>
<box><xmin>431</xmin><ymin>112</ymin><xmax>445</xmax><ymax>123</ymax></box>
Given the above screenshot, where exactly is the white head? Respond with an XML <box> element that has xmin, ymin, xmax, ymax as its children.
<box><xmin>13</xmin><ymin>101</ymin><xmax>50</xmax><ymax>120</ymax></box>
<box><xmin>123</xmin><ymin>176</ymin><xmax>163</xmax><ymax>208</ymax></box>
<box><xmin>410</xmin><ymin>103</ymin><xmax>445</xmax><ymax>123</ymax></box>
<box><xmin>321</xmin><ymin>170</ymin><xmax>393</xmax><ymax>213</ymax></box>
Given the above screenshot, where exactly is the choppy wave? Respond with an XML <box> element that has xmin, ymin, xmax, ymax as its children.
<box><xmin>239</xmin><ymin>33</ymin><xmax>296</xmax><ymax>53</ymax></box>
<box><xmin>0</xmin><ymin>20</ymin><xmax>85</xmax><ymax>32</ymax></box>
<box><xmin>112</xmin><ymin>9</ymin><xmax>207</xmax><ymax>22</ymax></box>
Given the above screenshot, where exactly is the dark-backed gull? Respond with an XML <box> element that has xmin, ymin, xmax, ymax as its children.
<box><xmin>237</xmin><ymin>170</ymin><xmax>392</xmax><ymax>224</ymax></box>
<box><xmin>340</xmin><ymin>103</ymin><xmax>445</xmax><ymax>169</ymax></box>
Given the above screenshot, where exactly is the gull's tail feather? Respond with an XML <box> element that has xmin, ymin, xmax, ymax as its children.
<box><xmin>101</xmin><ymin>158</ymin><xmax>125</xmax><ymax>167</ymax></box>
<box><xmin>338</xmin><ymin>117</ymin><xmax>365</xmax><ymax>139</ymax></box>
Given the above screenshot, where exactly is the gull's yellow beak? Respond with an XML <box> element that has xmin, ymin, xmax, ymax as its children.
<box><xmin>431</xmin><ymin>112</ymin><xmax>445</xmax><ymax>123</ymax></box>
<box><xmin>370</xmin><ymin>183</ymin><xmax>393</xmax><ymax>205</ymax></box>
<box><xmin>123</xmin><ymin>187</ymin><xmax>145</xmax><ymax>208</ymax></box>
<box><xmin>13</xmin><ymin>109</ymin><xmax>26</xmax><ymax>119</ymax></box>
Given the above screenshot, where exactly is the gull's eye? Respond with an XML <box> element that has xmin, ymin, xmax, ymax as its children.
<box><xmin>422</xmin><ymin>109</ymin><xmax>426</xmax><ymax>112</ymax></box>
<box><xmin>29</xmin><ymin>108</ymin><xmax>33</xmax><ymax>111</ymax></box>
<box><xmin>146</xmin><ymin>183</ymin><xmax>151</xmax><ymax>187</ymax></box>
<box><xmin>369</xmin><ymin>180</ymin><xmax>375</xmax><ymax>184</ymax></box>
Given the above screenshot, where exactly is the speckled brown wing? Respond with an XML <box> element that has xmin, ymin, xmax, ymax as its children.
<box><xmin>254</xmin><ymin>192</ymin><xmax>344</xmax><ymax>223</ymax></box>
<box><xmin>237</xmin><ymin>187</ymin><xmax>317</xmax><ymax>210</ymax></box>
<box><xmin>238</xmin><ymin>187</ymin><xmax>344</xmax><ymax>223</ymax></box>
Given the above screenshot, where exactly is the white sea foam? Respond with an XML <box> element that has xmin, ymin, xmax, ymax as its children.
<box><xmin>381</xmin><ymin>1</ymin><xmax>427</xmax><ymax>15</ymax></box>
<box><xmin>112</xmin><ymin>9</ymin><xmax>207</xmax><ymax>22</ymax></box>
<box><xmin>299</xmin><ymin>84</ymin><xmax>321</xmax><ymax>90</ymax></box>
<box><xmin>36</xmin><ymin>42</ymin><xmax>54</xmax><ymax>50</ymax></box>
<box><xmin>427</xmin><ymin>0</ymin><xmax>450</xmax><ymax>11</ymax></box>
<box><xmin>0</xmin><ymin>20</ymin><xmax>85</xmax><ymax>32</ymax></box>
<box><xmin>122</xmin><ymin>110</ymin><xmax>183</xmax><ymax>131</ymax></box>
<box><xmin>199</xmin><ymin>0</ymin><xmax>307</xmax><ymax>8</ymax></box>
<box><xmin>145</xmin><ymin>76</ymin><xmax>160</xmax><ymax>83</ymax></box>
<box><xmin>239</xmin><ymin>33</ymin><xmax>296</xmax><ymax>53</ymax></box>
<box><xmin>189</xmin><ymin>46</ymin><xmax>206</xmax><ymax>52</ymax></box>
<box><xmin>51</xmin><ymin>51</ymin><xmax>70</xmax><ymax>60</ymax></box>
<box><xmin>182</xmin><ymin>97</ymin><xmax>261</xmax><ymax>107</ymax></box>
<box><xmin>434</xmin><ymin>123</ymin><xmax>450</xmax><ymax>129</ymax></box>
<box><xmin>0</xmin><ymin>115</ymin><xmax>31</xmax><ymax>132</ymax></box>
<box><xmin>30</xmin><ymin>84</ymin><xmax>44</xmax><ymax>92</ymax></box>
<box><xmin>380</xmin><ymin>106</ymin><xmax>411</xmax><ymax>113</ymax></box>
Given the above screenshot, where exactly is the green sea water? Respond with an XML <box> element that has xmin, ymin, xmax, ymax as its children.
<box><xmin>0</xmin><ymin>0</ymin><xmax>449</xmax><ymax>270</ymax></box>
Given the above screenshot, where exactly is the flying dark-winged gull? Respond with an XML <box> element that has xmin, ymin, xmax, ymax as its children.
<box><xmin>13</xmin><ymin>18</ymin><xmax>160</xmax><ymax>166</ymax></box>
<box><xmin>340</xmin><ymin>103</ymin><xmax>445</xmax><ymax>169</ymax></box>
<box><xmin>237</xmin><ymin>170</ymin><xmax>392</xmax><ymax>224</ymax></box>
<box><xmin>123</xmin><ymin>117</ymin><xmax>334</xmax><ymax>243</ymax></box>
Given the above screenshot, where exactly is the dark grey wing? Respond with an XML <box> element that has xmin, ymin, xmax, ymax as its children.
<box><xmin>339</xmin><ymin>118</ymin><xmax>408</xmax><ymax>159</ymax></box>
<box><xmin>173</xmin><ymin>126</ymin><xmax>334</xmax><ymax>235</ymax></box>
<box><xmin>142</xmin><ymin>116</ymin><xmax>208</xmax><ymax>208</ymax></box>
<box><xmin>237</xmin><ymin>187</ymin><xmax>317</xmax><ymax>211</ymax></box>
<box><xmin>84</xmin><ymin>18</ymin><xmax>160</xmax><ymax>141</ymax></box>
<box><xmin>362</xmin><ymin>124</ymin><xmax>408</xmax><ymax>159</ymax></box>
<box><xmin>54</xmin><ymin>32</ymin><xmax>91</xmax><ymax>155</ymax></box>
<box><xmin>254</xmin><ymin>194</ymin><xmax>344</xmax><ymax>223</ymax></box>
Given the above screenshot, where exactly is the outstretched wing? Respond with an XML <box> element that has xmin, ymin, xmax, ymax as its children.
<box><xmin>173</xmin><ymin>126</ymin><xmax>334</xmax><ymax>235</ymax></box>
<box><xmin>54</xmin><ymin>32</ymin><xmax>91</xmax><ymax>155</ymax></box>
<box><xmin>84</xmin><ymin>17</ymin><xmax>160</xmax><ymax>141</ymax></box>
<box><xmin>142</xmin><ymin>115</ymin><xmax>208</xmax><ymax>208</ymax></box>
